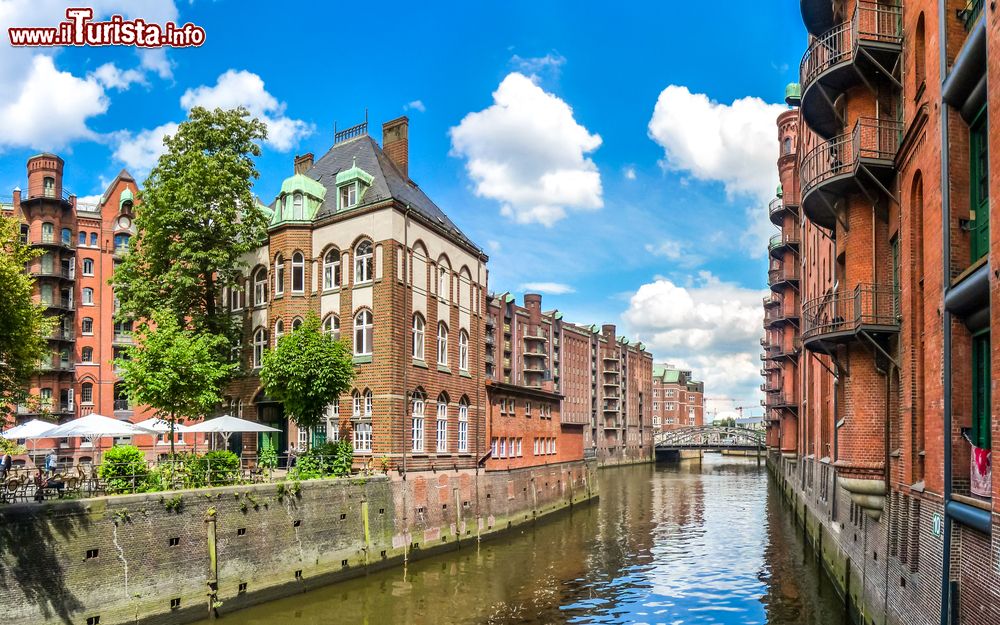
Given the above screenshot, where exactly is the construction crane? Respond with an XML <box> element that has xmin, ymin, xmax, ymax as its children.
<box><xmin>704</xmin><ymin>397</ymin><xmax>763</xmax><ymax>421</ymax></box>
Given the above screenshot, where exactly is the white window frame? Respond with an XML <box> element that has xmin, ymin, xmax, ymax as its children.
<box><xmin>274</xmin><ymin>254</ymin><xmax>285</xmax><ymax>296</ymax></box>
<box><xmin>459</xmin><ymin>330</ymin><xmax>469</xmax><ymax>372</ymax></box>
<box><xmin>412</xmin><ymin>314</ymin><xmax>425</xmax><ymax>360</ymax></box>
<box><xmin>81</xmin><ymin>317</ymin><xmax>94</xmax><ymax>335</ymax></box>
<box><xmin>274</xmin><ymin>319</ymin><xmax>284</xmax><ymax>344</ymax></box>
<box><xmin>353</xmin><ymin>422</ymin><xmax>372</xmax><ymax>453</ymax></box>
<box><xmin>438</xmin><ymin>265</ymin><xmax>449</xmax><ymax>301</ymax></box>
<box><xmin>82</xmin><ymin>288</ymin><xmax>94</xmax><ymax>305</ymax></box>
<box><xmin>292</xmin><ymin>192</ymin><xmax>303</xmax><ymax>220</ymax></box>
<box><xmin>411</xmin><ymin>395</ymin><xmax>425</xmax><ymax>452</ymax></box>
<box><xmin>340</xmin><ymin>182</ymin><xmax>358</xmax><ymax>210</ymax></box>
<box><xmin>436</xmin><ymin>400</ymin><xmax>448</xmax><ymax>453</ymax></box>
<box><xmin>252</xmin><ymin>328</ymin><xmax>266</xmax><ymax>369</ymax></box>
<box><xmin>354</xmin><ymin>240</ymin><xmax>373</xmax><ymax>284</ymax></box>
<box><xmin>437</xmin><ymin>322</ymin><xmax>448</xmax><ymax>366</ymax></box>
<box><xmin>352</xmin><ymin>391</ymin><xmax>362</xmax><ymax>418</ymax></box>
<box><xmin>365</xmin><ymin>390</ymin><xmax>373</xmax><ymax>418</ymax></box>
<box><xmin>354</xmin><ymin>310</ymin><xmax>373</xmax><ymax>355</ymax></box>
<box><xmin>81</xmin><ymin>382</ymin><xmax>93</xmax><ymax>404</ymax></box>
<box><xmin>323</xmin><ymin>249</ymin><xmax>341</xmax><ymax>289</ymax></box>
<box><xmin>499</xmin><ymin>438</ymin><xmax>507</xmax><ymax>459</ymax></box>
<box><xmin>254</xmin><ymin>268</ymin><xmax>267</xmax><ymax>305</ymax></box>
<box><xmin>82</xmin><ymin>258</ymin><xmax>94</xmax><ymax>276</ymax></box>
<box><xmin>291</xmin><ymin>252</ymin><xmax>305</xmax><ymax>293</ymax></box>
<box><xmin>230</xmin><ymin>284</ymin><xmax>242</xmax><ymax>311</ymax></box>
<box><xmin>458</xmin><ymin>403</ymin><xmax>469</xmax><ymax>453</ymax></box>
<box><xmin>324</xmin><ymin>314</ymin><xmax>341</xmax><ymax>340</ymax></box>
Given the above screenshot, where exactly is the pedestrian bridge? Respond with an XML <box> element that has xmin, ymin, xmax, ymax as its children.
<box><xmin>654</xmin><ymin>426</ymin><xmax>765</xmax><ymax>451</ymax></box>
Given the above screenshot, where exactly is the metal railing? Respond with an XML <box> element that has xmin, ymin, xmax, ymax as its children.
<box><xmin>47</xmin><ymin>327</ymin><xmax>76</xmax><ymax>341</ymax></box>
<box><xmin>800</xmin><ymin>1</ymin><xmax>903</xmax><ymax>92</ymax></box>
<box><xmin>801</xmin><ymin>117</ymin><xmax>903</xmax><ymax>198</ymax></box>
<box><xmin>766</xmin><ymin>393</ymin><xmax>800</xmax><ymax>409</ymax></box>
<box><xmin>39</xmin><ymin>296</ymin><xmax>75</xmax><ymax>310</ymax></box>
<box><xmin>32</xmin><ymin>236</ymin><xmax>75</xmax><ymax>249</ymax></box>
<box><xmin>768</xmin><ymin>265</ymin><xmax>801</xmax><ymax>285</ymax></box>
<box><xmin>113</xmin><ymin>399</ymin><xmax>132</xmax><ymax>412</ymax></box>
<box><xmin>31</xmin><ymin>266</ymin><xmax>74</xmax><ymax>279</ymax></box>
<box><xmin>959</xmin><ymin>0</ymin><xmax>984</xmax><ymax>30</ymax></box>
<box><xmin>802</xmin><ymin>283</ymin><xmax>899</xmax><ymax>341</ymax></box>
<box><xmin>113</xmin><ymin>333</ymin><xmax>134</xmax><ymax>345</ymax></box>
<box><xmin>768</xmin><ymin>197</ymin><xmax>785</xmax><ymax>220</ymax></box>
<box><xmin>769</xmin><ymin>231</ymin><xmax>801</xmax><ymax>253</ymax></box>
<box><xmin>24</xmin><ymin>188</ymin><xmax>74</xmax><ymax>202</ymax></box>
<box><xmin>763</xmin><ymin>294</ymin><xmax>781</xmax><ymax>308</ymax></box>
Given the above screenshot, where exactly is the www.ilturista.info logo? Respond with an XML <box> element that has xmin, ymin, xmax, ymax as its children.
<box><xmin>8</xmin><ymin>8</ymin><xmax>206</xmax><ymax>48</ymax></box>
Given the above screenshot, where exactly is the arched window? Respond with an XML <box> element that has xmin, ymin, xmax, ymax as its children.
<box><xmin>915</xmin><ymin>13</ymin><xmax>926</xmax><ymax>87</ymax></box>
<box><xmin>252</xmin><ymin>327</ymin><xmax>266</xmax><ymax>368</ymax></box>
<box><xmin>364</xmin><ymin>389</ymin><xmax>373</xmax><ymax>417</ymax></box>
<box><xmin>354</xmin><ymin>240</ymin><xmax>373</xmax><ymax>284</ymax></box>
<box><xmin>254</xmin><ymin>267</ymin><xmax>267</xmax><ymax>305</ymax></box>
<box><xmin>274</xmin><ymin>319</ymin><xmax>284</xmax><ymax>344</ymax></box>
<box><xmin>292</xmin><ymin>192</ymin><xmax>303</xmax><ymax>220</ymax></box>
<box><xmin>323</xmin><ymin>314</ymin><xmax>340</xmax><ymax>340</ymax></box>
<box><xmin>352</xmin><ymin>390</ymin><xmax>362</xmax><ymax>417</ymax></box>
<box><xmin>354</xmin><ymin>310</ymin><xmax>373</xmax><ymax>355</ymax></box>
<box><xmin>458</xmin><ymin>399</ymin><xmax>469</xmax><ymax>453</ymax></box>
<box><xmin>41</xmin><ymin>222</ymin><xmax>54</xmax><ymax>243</ymax></box>
<box><xmin>411</xmin><ymin>391</ymin><xmax>425</xmax><ymax>452</ymax></box>
<box><xmin>289</xmin><ymin>252</ymin><xmax>304</xmax><ymax>293</ymax></box>
<box><xmin>89</xmin><ymin>232</ymin><xmax>97</xmax><ymax>247</ymax></box>
<box><xmin>81</xmin><ymin>382</ymin><xmax>93</xmax><ymax>404</ymax></box>
<box><xmin>81</xmin><ymin>317</ymin><xmax>93</xmax><ymax>334</ymax></box>
<box><xmin>82</xmin><ymin>258</ymin><xmax>94</xmax><ymax>276</ymax></box>
<box><xmin>782</xmin><ymin>137</ymin><xmax>792</xmax><ymax>155</ymax></box>
<box><xmin>78</xmin><ymin>231</ymin><xmax>86</xmax><ymax>246</ymax></box>
<box><xmin>437</xmin><ymin>257</ymin><xmax>449</xmax><ymax>300</ymax></box>
<box><xmin>274</xmin><ymin>254</ymin><xmax>285</xmax><ymax>296</ymax></box>
<box><xmin>238</xmin><ymin>399</ymin><xmax>244</xmax><ymax>418</ymax></box>
<box><xmin>230</xmin><ymin>281</ymin><xmax>243</xmax><ymax>310</ymax></box>
<box><xmin>459</xmin><ymin>330</ymin><xmax>469</xmax><ymax>372</ymax></box>
<box><xmin>82</xmin><ymin>287</ymin><xmax>94</xmax><ymax>305</ymax></box>
<box><xmin>436</xmin><ymin>395</ymin><xmax>448</xmax><ymax>453</ymax></box>
<box><xmin>81</xmin><ymin>347</ymin><xmax>93</xmax><ymax>362</ymax></box>
<box><xmin>437</xmin><ymin>322</ymin><xmax>448</xmax><ymax>366</ymax></box>
<box><xmin>412</xmin><ymin>314</ymin><xmax>425</xmax><ymax>360</ymax></box>
<box><xmin>114</xmin><ymin>233</ymin><xmax>130</xmax><ymax>253</ymax></box>
<box><xmin>291</xmin><ymin>317</ymin><xmax>303</xmax><ymax>331</ymax></box>
<box><xmin>323</xmin><ymin>248</ymin><xmax>341</xmax><ymax>289</ymax></box>
<box><xmin>43</xmin><ymin>176</ymin><xmax>55</xmax><ymax>197</ymax></box>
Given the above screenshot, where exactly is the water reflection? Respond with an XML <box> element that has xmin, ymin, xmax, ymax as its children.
<box><xmin>196</xmin><ymin>455</ymin><xmax>847</xmax><ymax>625</ymax></box>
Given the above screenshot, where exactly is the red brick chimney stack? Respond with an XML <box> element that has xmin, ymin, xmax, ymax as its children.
<box><xmin>382</xmin><ymin>116</ymin><xmax>409</xmax><ymax>179</ymax></box>
<box><xmin>294</xmin><ymin>153</ymin><xmax>314</xmax><ymax>175</ymax></box>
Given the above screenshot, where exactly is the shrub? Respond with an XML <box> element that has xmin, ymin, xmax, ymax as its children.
<box><xmin>258</xmin><ymin>446</ymin><xmax>278</xmax><ymax>469</ymax></box>
<box><xmin>98</xmin><ymin>445</ymin><xmax>149</xmax><ymax>494</ymax></box>
<box><xmin>289</xmin><ymin>440</ymin><xmax>353</xmax><ymax>480</ymax></box>
<box><xmin>331</xmin><ymin>439</ymin><xmax>353</xmax><ymax>477</ymax></box>
<box><xmin>201</xmin><ymin>450</ymin><xmax>240</xmax><ymax>486</ymax></box>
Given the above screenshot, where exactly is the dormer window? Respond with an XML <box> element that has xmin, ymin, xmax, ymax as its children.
<box><xmin>340</xmin><ymin>183</ymin><xmax>357</xmax><ymax>210</ymax></box>
<box><xmin>291</xmin><ymin>192</ymin><xmax>303</xmax><ymax>220</ymax></box>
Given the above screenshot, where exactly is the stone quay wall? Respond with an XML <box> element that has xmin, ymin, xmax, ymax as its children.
<box><xmin>0</xmin><ymin>460</ymin><xmax>597</xmax><ymax>625</ymax></box>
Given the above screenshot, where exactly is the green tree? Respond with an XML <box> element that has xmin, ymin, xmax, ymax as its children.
<box><xmin>113</xmin><ymin>106</ymin><xmax>269</xmax><ymax>360</ymax></box>
<box><xmin>0</xmin><ymin>214</ymin><xmax>52</xmax><ymax>428</ymax></box>
<box><xmin>117</xmin><ymin>310</ymin><xmax>236</xmax><ymax>455</ymax></box>
<box><xmin>260</xmin><ymin>313</ymin><xmax>354</xmax><ymax>446</ymax></box>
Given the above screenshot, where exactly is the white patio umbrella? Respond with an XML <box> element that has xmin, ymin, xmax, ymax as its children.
<box><xmin>2</xmin><ymin>419</ymin><xmax>55</xmax><ymax>464</ymax></box>
<box><xmin>36</xmin><ymin>414</ymin><xmax>158</xmax><ymax>460</ymax></box>
<box><xmin>133</xmin><ymin>417</ymin><xmax>189</xmax><ymax>433</ymax></box>
<box><xmin>184</xmin><ymin>415</ymin><xmax>279</xmax><ymax>450</ymax></box>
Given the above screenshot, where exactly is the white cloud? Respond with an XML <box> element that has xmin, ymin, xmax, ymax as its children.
<box><xmin>404</xmin><ymin>100</ymin><xmax>426</xmax><ymax>113</ymax></box>
<box><xmin>112</xmin><ymin>121</ymin><xmax>179</xmax><ymax>175</ymax></box>
<box><xmin>139</xmin><ymin>48</ymin><xmax>173</xmax><ymax>80</ymax></box>
<box><xmin>487</xmin><ymin>240</ymin><xmax>502</xmax><ymax>253</ymax></box>
<box><xmin>93</xmin><ymin>63</ymin><xmax>147</xmax><ymax>90</ymax></box>
<box><xmin>0</xmin><ymin>56</ymin><xmax>108</xmax><ymax>150</ymax></box>
<box><xmin>450</xmin><ymin>72</ymin><xmax>603</xmax><ymax>226</ymax></box>
<box><xmin>623</xmin><ymin>272</ymin><xmax>767</xmax><ymax>407</ymax></box>
<box><xmin>180</xmin><ymin>70</ymin><xmax>313</xmax><ymax>151</ymax></box>
<box><xmin>624</xmin><ymin>166</ymin><xmax>637</xmax><ymax>180</ymax></box>
<box><xmin>0</xmin><ymin>1</ymin><xmax>178</xmax><ymax>150</ymax></box>
<box><xmin>644</xmin><ymin>238</ymin><xmax>704</xmax><ymax>268</ymax></box>
<box><xmin>510</xmin><ymin>53</ymin><xmax>566</xmax><ymax>78</ymax></box>
<box><xmin>648</xmin><ymin>86</ymin><xmax>785</xmax><ymax>256</ymax></box>
<box><xmin>520</xmin><ymin>282</ymin><xmax>576</xmax><ymax>295</ymax></box>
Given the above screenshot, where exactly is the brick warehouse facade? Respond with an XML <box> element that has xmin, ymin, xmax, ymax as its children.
<box><xmin>1</xmin><ymin>156</ymin><xmax>163</xmax><ymax>460</ymax></box>
<box><xmin>764</xmin><ymin>1</ymin><xmax>1000</xmax><ymax>624</ymax></box>
<box><xmin>651</xmin><ymin>364</ymin><xmax>704</xmax><ymax>431</ymax></box>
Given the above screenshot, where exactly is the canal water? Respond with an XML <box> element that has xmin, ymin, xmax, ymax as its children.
<box><xmin>200</xmin><ymin>455</ymin><xmax>848</xmax><ymax>624</ymax></box>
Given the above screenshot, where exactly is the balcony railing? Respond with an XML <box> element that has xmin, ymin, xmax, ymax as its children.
<box><xmin>763</xmin><ymin>294</ymin><xmax>780</xmax><ymax>308</ymax></box>
<box><xmin>761</xmin><ymin>381</ymin><xmax>780</xmax><ymax>393</ymax></box>
<box><xmin>766</xmin><ymin>394</ymin><xmax>800</xmax><ymax>410</ymax></box>
<box><xmin>959</xmin><ymin>0</ymin><xmax>985</xmax><ymax>31</ymax></box>
<box><xmin>801</xmin><ymin>117</ymin><xmax>903</xmax><ymax>199</ymax></box>
<box><xmin>47</xmin><ymin>327</ymin><xmax>76</xmax><ymax>341</ymax></box>
<box><xmin>802</xmin><ymin>283</ymin><xmax>899</xmax><ymax>343</ymax></box>
<box><xmin>114</xmin><ymin>399</ymin><xmax>133</xmax><ymax>412</ymax></box>
<box><xmin>32</xmin><ymin>236</ymin><xmax>76</xmax><ymax>249</ymax></box>
<box><xmin>39</xmin><ymin>296</ymin><xmax>75</xmax><ymax>310</ymax></box>
<box><xmin>768</xmin><ymin>231</ymin><xmax>801</xmax><ymax>255</ymax></box>
<box><xmin>31</xmin><ymin>266</ymin><xmax>75</xmax><ymax>279</ymax></box>
<box><xmin>800</xmin><ymin>2</ymin><xmax>903</xmax><ymax>96</ymax></box>
<box><xmin>24</xmin><ymin>188</ymin><xmax>74</xmax><ymax>202</ymax></box>
<box><xmin>113</xmin><ymin>333</ymin><xmax>134</xmax><ymax>345</ymax></box>
<box><xmin>768</xmin><ymin>265</ymin><xmax>800</xmax><ymax>286</ymax></box>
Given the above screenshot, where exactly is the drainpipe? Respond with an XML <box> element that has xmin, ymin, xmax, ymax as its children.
<box><xmin>402</xmin><ymin>205</ymin><xmax>411</xmax><ymax>563</ymax></box>
<box><xmin>938</xmin><ymin>0</ymin><xmax>953</xmax><ymax>622</ymax></box>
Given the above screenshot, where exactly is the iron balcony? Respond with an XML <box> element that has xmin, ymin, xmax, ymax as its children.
<box><xmin>801</xmin><ymin>283</ymin><xmax>900</xmax><ymax>352</ymax></box>
<box><xmin>799</xmin><ymin>1</ymin><xmax>903</xmax><ymax>139</ymax></box>
<box><xmin>800</xmin><ymin>117</ymin><xmax>903</xmax><ymax>231</ymax></box>
<box><xmin>769</xmin><ymin>231</ymin><xmax>801</xmax><ymax>259</ymax></box>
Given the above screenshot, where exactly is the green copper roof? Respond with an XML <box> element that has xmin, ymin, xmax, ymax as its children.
<box><xmin>776</xmin><ymin>185</ymin><xmax>783</xmax><ymax>198</ymax></box>
<box><xmin>256</xmin><ymin>201</ymin><xmax>274</xmax><ymax>219</ymax></box>
<box><xmin>554</xmin><ymin>311</ymin><xmax>563</xmax><ymax>320</ymax></box>
<box><xmin>504</xmin><ymin>293</ymin><xmax>515</xmax><ymax>303</ymax></box>
<box><xmin>119</xmin><ymin>188</ymin><xmax>134</xmax><ymax>210</ymax></box>
<box><xmin>785</xmin><ymin>83</ymin><xmax>801</xmax><ymax>106</ymax></box>
<box><xmin>280</xmin><ymin>173</ymin><xmax>327</xmax><ymax>200</ymax></box>
<box><xmin>335</xmin><ymin>158</ymin><xmax>375</xmax><ymax>187</ymax></box>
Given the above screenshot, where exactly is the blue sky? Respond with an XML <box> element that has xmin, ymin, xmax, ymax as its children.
<box><xmin>0</xmin><ymin>1</ymin><xmax>808</xmax><ymax>416</ymax></box>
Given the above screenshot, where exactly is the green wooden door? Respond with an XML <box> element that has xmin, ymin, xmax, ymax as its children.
<box><xmin>972</xmin><ymin>330</ymin><xmax>991</xmax><ymax>449</ymax></box>
<box><xmin>970</xmin><ymin>110</ymin><xmax>989</xmax><ymax>261</ymax></box>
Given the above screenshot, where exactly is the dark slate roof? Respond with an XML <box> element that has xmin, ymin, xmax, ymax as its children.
<box><xmin>308</xmin><ymin>135</ymin><xmax>481</xmax><ymax>252</ymax></box>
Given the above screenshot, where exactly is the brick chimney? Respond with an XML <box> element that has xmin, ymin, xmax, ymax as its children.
<box><xmin>382</xmin><ymin>116</ymin><xmax>409</xmax><ymax>179</ymax></box>
<box><xmin>294</xmin><ymin>153</ymin><xmax>314</xmax><ymax>175</ymax></box>
<box><xmin>524</xmin><ymin>293</ymin><xmax>542</xmax><ymax>324</ymax></box>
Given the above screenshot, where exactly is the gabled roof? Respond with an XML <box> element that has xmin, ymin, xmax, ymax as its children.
<box><xmin>305</xmin><ymin>135</ymin><xmax>480</xmax><ymax>252</ymax></box>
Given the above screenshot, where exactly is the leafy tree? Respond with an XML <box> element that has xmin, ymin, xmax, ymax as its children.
<box><xmin>0</xmin><ymin>214</ymin><xmax>52</xmax><ymax>429</ymax></box>
<box><xmin>261</xmin><ymin>313</ymin><xmax>354</xmax><ymax>447</ymax></box>
<box><xmin>117</xmin><ymin>310</ymin><xmax>236</xmax><ymax>455</ymax></box>
<box><xmin>113</xmin><ymin>106</ymin><xmax>269</xmax><ymax>360</ymax></box>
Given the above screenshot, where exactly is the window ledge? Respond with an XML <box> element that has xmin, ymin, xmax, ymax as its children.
<box><xmin>437</xmin><ymin>365</ymin><xmax>451</xmax><ymax>374</ymax></box>
<box><xmin>353</xmin><ymin>281</ymin><xmax>374</xmax><ymax>290</ymax></box>
<box><xmin>353</xmin><ymin>355</ymin><xmax>373</xmax><ymax>365</ymax></box>
<box><xmin>412</xmin><ymin>358</ymin><xmax>428</xmax><ymax>369</ymax></box>
<box><xmin>321</xmin><ymin>287</ymin><xmax>342</xmax><ymax>295</ymax></box>
<box><xmin>459</xmin><ymin>370</ymin><xmax>471</xmax><ymax>378</ymax></box>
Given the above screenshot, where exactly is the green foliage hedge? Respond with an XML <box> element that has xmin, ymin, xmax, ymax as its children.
<box><xmin>98</xmin><ymin>445</ymin><xmax>149</xmax><ymax>494</ymax></box>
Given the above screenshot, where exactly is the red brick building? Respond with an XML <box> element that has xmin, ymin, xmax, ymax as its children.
<box><xmin>765</xmin><ymin>1</ymin><xmax>1000</xmax><ymax>622</ymax></box>
<box><xmin>651</xmin><ymin>364</ymin><xmax>704</xmax><ymax>431</ymax></box>
<box><xmin>2</xmin><ymin>155</ymin><xmax>164</xmax><ymax>460</ymax></box>
<box><xmin>225</xmin><ymin>118</ymin><xmax>490</xmax><ymax>473</ymax></box>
